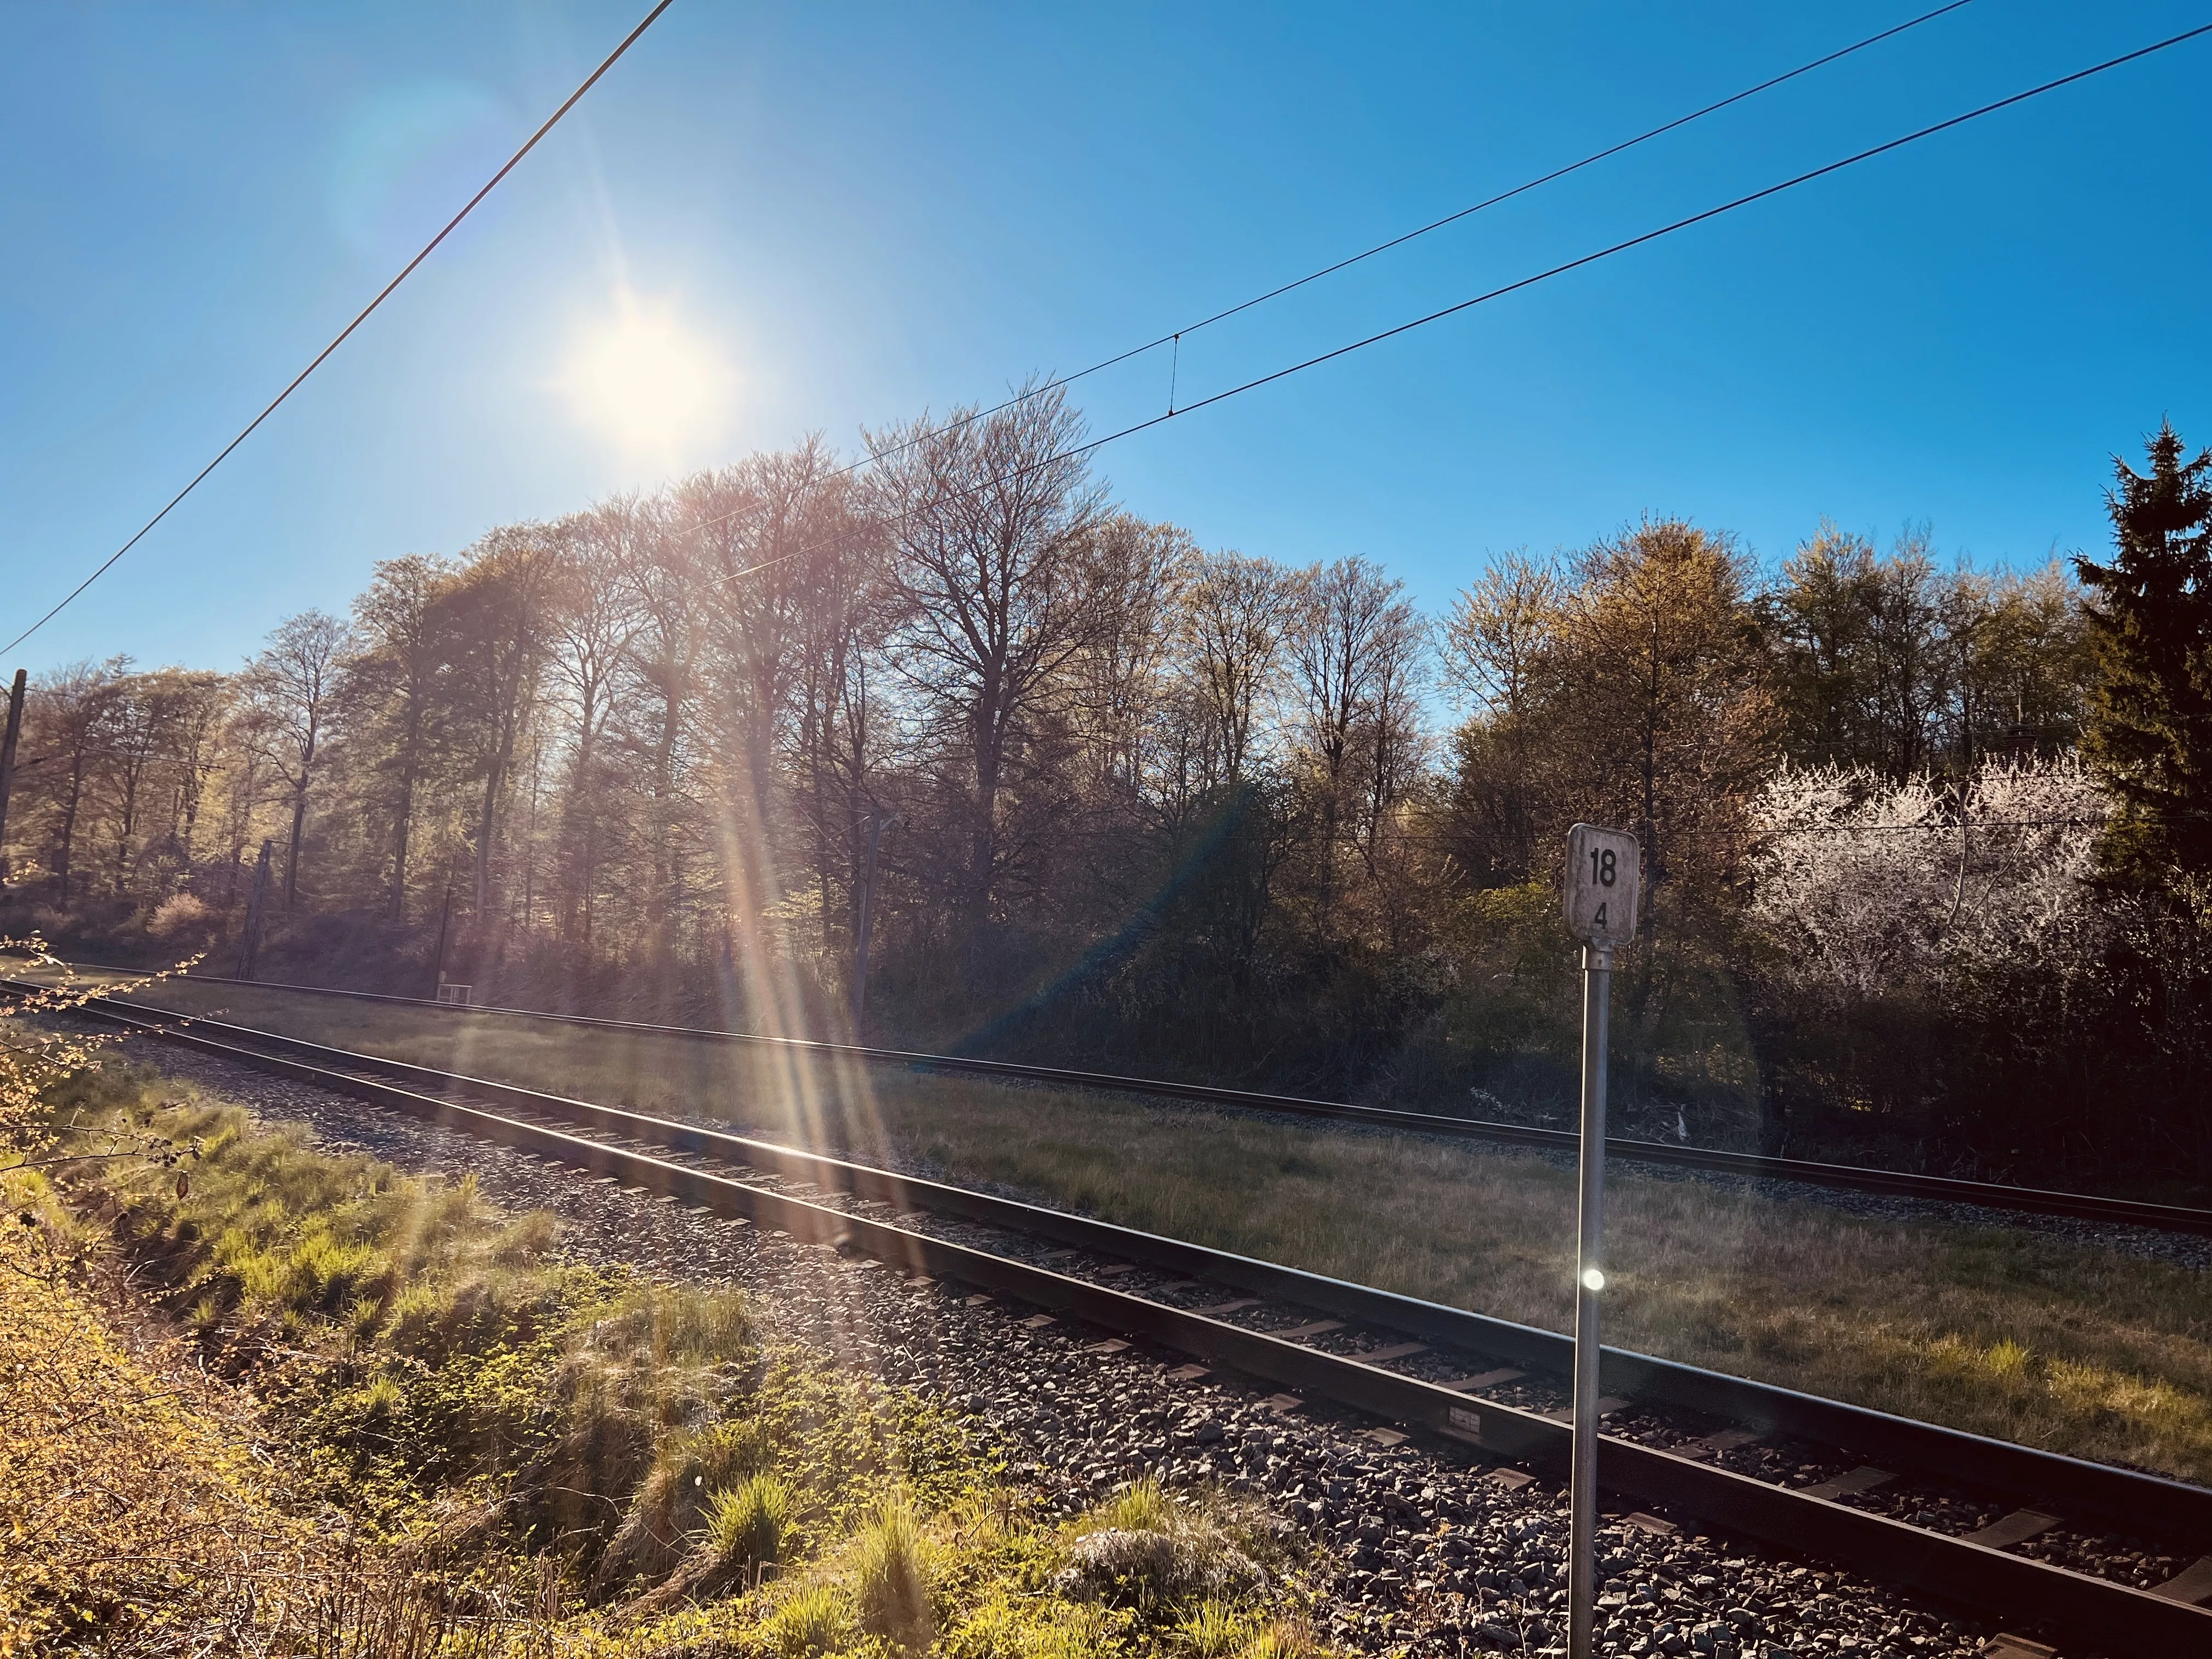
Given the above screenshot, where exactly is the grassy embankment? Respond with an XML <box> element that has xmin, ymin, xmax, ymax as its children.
<box><xmin>2</xmin><ymin>1059</ymin><xmax>1325</xmax><ymax>1656</ymax></box>
<box><xmin>65</xmin><ymin>970</ymin><xmax>2212</xmax><ymax>1487</ymax></box>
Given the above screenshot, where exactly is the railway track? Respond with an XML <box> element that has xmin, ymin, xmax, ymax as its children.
<box><xmin>48</xmin><ymin>962</ymin><xmax>2212</xmax><ymax>1238</ymax></box>
<box><xmin>21</xmin><ymin>979</ymin><xmax>2212</xmax><ymax>1657</ymax></box>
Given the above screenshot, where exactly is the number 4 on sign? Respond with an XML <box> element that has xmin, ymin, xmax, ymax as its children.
<box><xmin>1565</xmin><ymin>823</ymin><xmax>1640</xmax><ymax>949</ymax></box>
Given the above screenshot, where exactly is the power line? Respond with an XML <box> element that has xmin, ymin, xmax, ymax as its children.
<box><xmin>1030</xmin><ymin>20</ymin><xmax>2212</xmax><ymax>487</ymax></box>
<box><xmin>2</xmin><ymin>0</ymin><xmax>680</xmax><ymax>657</ymax></box>
<box><xmin>686</xmin><ymin>20</ymin><xmax>2212</xmax><ymax>589</ymax></box>
<box><xmin>689</xmin><ymin>0</ymin><xmax>1978</xmax><ymax>537</ymax></box>
<box><xmin>1025</xmin><ymin>1</ymin><xmax>1982</xmax><ymax>396</ymax></box>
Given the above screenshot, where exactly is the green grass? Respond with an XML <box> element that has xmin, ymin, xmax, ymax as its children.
<box><xmin>32</xmin><ymin>1065</ymin><xmax>1332</xmax><ymax>1657</ymax></box>
<box><xmin>69</xmin><ymin>971</ymin><xmax>2212</xmax><ymax>1485</ymax></box>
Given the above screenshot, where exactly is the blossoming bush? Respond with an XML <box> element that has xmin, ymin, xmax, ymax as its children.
<box><xmin>1749</xmin><ymin>755</ymin><xmax>2109</xmax><ymax>1002</ymax></box>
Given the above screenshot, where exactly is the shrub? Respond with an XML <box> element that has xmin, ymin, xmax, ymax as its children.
<box><xmin>148</xmin><ymin>893</ymin><xmax>215</xmax><ymax>941</ymax></box>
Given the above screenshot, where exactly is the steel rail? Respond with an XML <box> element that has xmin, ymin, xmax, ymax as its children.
<box><xmin>48</xmin><ymin>962</ymin><xmax>2212</xmax><ymax>1238</ymax></box>
<box><xmin>27</xmin><ymin>982</ymin><xmax>2212</xmax><ymax>1656</ymax></box>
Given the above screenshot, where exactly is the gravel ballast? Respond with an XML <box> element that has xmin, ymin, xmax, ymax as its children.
<box><xmin>140</xmin><ymin>1042</ymin><xmax>2104</xmax><ymax>1657</ymax></box>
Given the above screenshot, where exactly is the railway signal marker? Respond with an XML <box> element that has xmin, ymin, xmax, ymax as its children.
<box><xmin>1562</xmin><ymin>822</ymin><xmax>1640</xmax><ymax>1659</ymax></box>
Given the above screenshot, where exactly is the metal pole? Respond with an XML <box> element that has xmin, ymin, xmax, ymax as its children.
<box><xmin>0</xmin><ymin>668</ymin><xmax>23</xmax><ymax>888</ymax></box>
<box><xmin>1569</xmin><ymin>941</ymin><xmax>1612</xmax><ymax>1659</ymax></box>
<box><xmin>431</xmin><ymin>880</ymin><xmax>454</xmax><ymax>1000</ymax></box>
<box><xmin>853</xmin><ymin>811</ymin><xmax>886</xmax><ymax>1030</ymax></box>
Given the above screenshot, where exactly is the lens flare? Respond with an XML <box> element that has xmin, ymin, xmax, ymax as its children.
<box><xmin>556</xmin><ymin>289</ymin><xmax>734</xmax><ymax>461</ymax></box>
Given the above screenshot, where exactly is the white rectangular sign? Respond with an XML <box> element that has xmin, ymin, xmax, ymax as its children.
<box><xmin>1565</xmin><ymin>822</ymin><xmax>1640</xmax><ymax>948</ymax></box>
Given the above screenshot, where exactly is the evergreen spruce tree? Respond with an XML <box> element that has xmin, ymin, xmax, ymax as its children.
<box><xmin>2075</xmin><ymin>422</ymin><xmax>2212</xmax><ymax>882</ymax></box>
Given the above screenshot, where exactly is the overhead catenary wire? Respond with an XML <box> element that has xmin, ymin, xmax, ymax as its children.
<box><xmin>676</xmin><ymin>0</ymin><xmax>1978</xmax><ymax>539</ymax></box>
<box><xmin>1</xmin><ymin>0</ymin><xmax>680</xmax><ymax>658</ymax></box>
<box><xmin>3</xmin><ymin>1</ymin><xmax>1988</xmax><ymax>613</ymax></box>
<box><xmin>684</xmin><ymin>19</ymin><xmax>2212</xmax><ymax>578</ymax></box>
<box><xmin>21</xmin><ymin>9</ymin><xmax>2203</xmax><ymax>641</ymax></box>
<box><xmin>1046</xmin><ymin>20</ymin><xmax>2212</xmax><ymax>473</ymax></box>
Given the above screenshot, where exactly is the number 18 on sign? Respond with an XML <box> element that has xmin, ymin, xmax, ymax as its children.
<box><xmin>1563</xmin><ymin>824</ymin><xmax>1639</xmax><ymax>1659</ymax></box>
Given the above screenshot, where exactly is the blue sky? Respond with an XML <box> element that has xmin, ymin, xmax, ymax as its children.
<box><xmin>4</xmin><ymin>1</ymin><xmax>2210</xmax><ymax>674</ymax></box>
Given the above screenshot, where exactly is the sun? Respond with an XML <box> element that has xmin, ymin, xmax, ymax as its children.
<box><xmin>557</xmin><ymin>289</ymin><xmax>733</xmax><ymax>460</ymax></box>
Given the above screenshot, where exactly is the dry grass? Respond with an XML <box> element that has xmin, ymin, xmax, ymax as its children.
<box><xmin>80</xmin><ymin>972</ymin><xmax>2212</xmax><ymax>1485</ymax></box>
<box><xmin>9</xmin><ymin>1065</ymin><xmax>1334</xmax><ymax>1658</ymax></box>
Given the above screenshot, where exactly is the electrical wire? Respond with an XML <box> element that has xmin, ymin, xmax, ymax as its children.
<box><xmin>22</xmin><ymin>8</ymin><xmax>2205</xmax><ymax>641</ymax></box>
<box><xmin>682</xmin><ymin>0</ymin><xmax>1978</xmax><ymax>539</ymax></box>
<box><xmin>1</xmin><ymin>0</ymin><xmax>680</xmax><ymax>657</ymax></box>
<box><xmin>665</xmin><ymin>20</ymin><xmax>2212</xmax><ymax>589</ymax></box>
<box><xmin>1000</xmin><ymin>20</ymin><xmax>2212</xmax><ymax>504</ymax></box>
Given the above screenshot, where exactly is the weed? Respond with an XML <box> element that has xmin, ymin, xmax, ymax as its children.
<box><xmin>1175</xmin><ymin>1599</ymin><xmax>1250</xmax><ymax>1658</ymax></box>
<box><xmin>851</xmin><ymin>1497</ymin><xmax>935</xmax><ymax>1647</ymax></box>
<box><xmin>708</xmin><ymin>1473</ymin><xmax>794</xmax><ymax>1564</ymax></box>
<box><xmin>97</xmin><ymin>974</ymin><xmax>2212</xmax><ymax>1479</ymax></box>
<box><xmin>25</xmin><ymin>1070</ymin><xmax>1338</xmax><ymax>1657</ymax></box>
<box><xmin>1098</xmin><ymin>1476</ymin><xmax>1175</xmax><ymax>1533</ymax></box>
<box><xmin>764</xmin><ymin>1584</ymin><xmax>855</xmax><ymax>1658</ymax></box>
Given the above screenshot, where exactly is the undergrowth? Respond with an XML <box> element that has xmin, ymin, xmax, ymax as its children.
<box><xmin>92</xmin><ymin>970</ymin><xmax>2212</xmax><ymax>1483</ymax></box>
<box><xmin>8</xmin><ymin>1062</ymin><xmax>1331</xmax><ymax>1656</ymax></box>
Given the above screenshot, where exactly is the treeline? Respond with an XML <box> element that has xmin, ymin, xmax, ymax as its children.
<box><xmin>4</xmin><ymin>394</ymin><xmax>2209</xmax><ymax>1192</ymax></box>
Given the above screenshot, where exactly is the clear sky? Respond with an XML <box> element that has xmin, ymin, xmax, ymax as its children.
<box><xmin>4</xmin><ymin>1</ymin><xmax>2210</xmax><ymax>675</ymax></box>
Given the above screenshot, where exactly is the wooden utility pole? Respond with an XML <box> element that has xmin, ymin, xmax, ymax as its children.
<box><xmin>236</xmin><ymin>840</ymin><xmax>273</xmax><ymax>980</ymax></box>
<box><xmin>0</xmin><ymin>669</ymin><xmax>23</xmax><ymax>888</ymax></box>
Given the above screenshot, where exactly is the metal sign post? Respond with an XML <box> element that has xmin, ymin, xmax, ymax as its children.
<box><xmin>1563</xmin><ymin>822</ymin><xmax>1640</xmax><ymax>1659</ymax></box>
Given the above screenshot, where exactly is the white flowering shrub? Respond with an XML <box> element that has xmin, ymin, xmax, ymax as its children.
<box><xmin>1750</xmin><ymin>755</ymin><xmax>2109</xmax><ymax>1002</ymax></box>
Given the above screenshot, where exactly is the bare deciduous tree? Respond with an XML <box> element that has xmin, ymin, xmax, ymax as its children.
<box><xmin>868</xmin><ymin>383</ymin><xmax>1107</xmax><ymax>934</ymax></box>
<box><xmin>1177</xmin><ymin>549</ymin><xmax>1291</xmax><ymax>789</ymax></box>
<box><xmin>242</xmin><ymin>611</ymin><xmax>348</xmax><ymax>909</ymax></box>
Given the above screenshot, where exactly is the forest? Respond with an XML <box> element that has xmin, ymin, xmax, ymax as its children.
<box><xmin>3</xmin><ymin>391</ymin><xmax>2209</xmax><ymax>1195</ymax></box>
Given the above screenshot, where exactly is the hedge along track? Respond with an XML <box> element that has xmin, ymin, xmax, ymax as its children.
<box><xmin>53</xmin><ymin>962</ymin><xmax>2212</xmax><ymax>1238</ymax></box>
<box><xmin>26</xmin><ymin>984</ymin><xmax>2212</xmax><ymax>1657</ymax></box>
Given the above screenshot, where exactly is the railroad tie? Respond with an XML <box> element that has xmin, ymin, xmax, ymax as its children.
<box><xmin>1446</xmin><ymin>1367</ymin><xmax>1525</xmax><ymax>1392</ymax></box>
<box><xmin>2149</xmin><ymin>1554</ymin><xmax>2212</xmax><ymax>1606</ymax></box>
<box><xmin>1542</xmin><ymin>1396</ymin><xmax>1629</xmax><ymax>1423</ymax></box>
<box><xmin>1798</xmin><ymin>1466</ymin><xmax>1894</xmax><ymax>1501</ymax></box>
<box><xmin>1685</xmin><ymin>1427</ymin><xmax>1764</xmax><ymax>1459</ymax></box>
<box><xmin>1275</xmin><ymin>1321</ymin><xmax>1344</xmax><ymax>1341</ymax></box>
<box><xmin>1960</xmin><ymin>1510</ymin><xmax>2061</xmax><ymax>1550</ymax></box>
<box><xmin>1351</xmin><ymin>1341</ymin><xmax>1429</xmax><ymax>1364</ymax></box>
<box><xmin>1196</xmin><ymin>1297</ymin><xmax>1263</xmax><ymax>1317</ymax></box>
<box><xmin>1977</xmin><ymin>1636</ymin><xmax>2057</xmax><ymax>1658</ymax></box>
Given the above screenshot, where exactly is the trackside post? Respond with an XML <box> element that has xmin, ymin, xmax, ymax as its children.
<box><xmin>1564</xmin><ymin>822</ymin><xmax>1640</xmax><ymax>1659</ymax></box>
